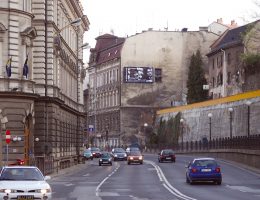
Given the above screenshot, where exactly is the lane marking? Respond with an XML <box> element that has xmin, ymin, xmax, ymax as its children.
<box><xmin>145</xmin><ymin>160</ymin><xmax>197</xmax><ymax>200</ymax></box>
<box><xmin>96</xmin><ymin>166</ymin><xmax>120</xmax><ymax>197</ymax></box>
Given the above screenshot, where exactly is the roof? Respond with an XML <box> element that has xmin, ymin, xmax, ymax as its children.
<box><xmin>208</xmin><ymin>21</ymin><xmax>259</xmax><ymax>56</ymax></box>
<box><xmin>90</xmin><ymin>34</ymin><xmax>125</xmax><ymax>66</ymax></box>
<box><xmin>193</xmin><ymin>157</ymin><xmax>215</xmax><ymax>161</ymax></box>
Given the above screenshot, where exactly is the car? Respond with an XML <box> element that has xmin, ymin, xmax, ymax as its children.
<box><xmin>127</xmin><ymin>151</ymin><xmax>143</xmax><ymax>165</ymax></box>
<box><xmin>88</xmin><ymin>147</ymin><xmax>101</xmax><ymax>158</ymax></box>
<box><xmin>158</xmin><ymin>149</ymin><xmax>176</xmax><ymax>163</ymax></box>
<box><xmin>0</xmin><ymin>166</ymin><xmax>52</xmax><ymax>200</ymax></box>
<box><xmin>126</xmin><ymin>147</ymin><xmax>140</xmax><ymax>155</ymax></box>
<box><xmin>111</xmin><ymin>148</ymin><xmax>127</xmax><ymax>161</ymax></box>
<box><xmin>99</xmin><ymin>152</ymin><xmax>113</xmax><ymax>166</ymax></box>
<box><xmin>185</xmin><ymin>157</ymin><xmax>222</xmax><ymax>185</ymax></box>
<box><xmin>83</xmin><ymin>149</ymin><xmax>93</xmax><ymax>160</ymax></box>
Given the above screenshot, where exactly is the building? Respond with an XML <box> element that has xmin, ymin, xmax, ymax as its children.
<box><xmin>207</xmin><ymin>20</ymin><xmax>260</xmax><ymax>99</ymax></box>
<box><xmin>87</xmin><ymin>34</ymin><xmax>125</xmax><ymax>149</ymax></box>
<box><xmin>87</xmin><ymin>22</ymin><xmax>226</xmax><ymax>148</ymax></box>
<box><xmin>0</xmin><ymin>0</ymin><xmax>89</xmax><ymax>173</ymax></box>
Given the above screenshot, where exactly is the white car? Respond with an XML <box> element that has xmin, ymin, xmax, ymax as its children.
<box><xmin>0</xmin><ymin>166</ymin><xmax>52</xmax><ymax>200</ymax></box>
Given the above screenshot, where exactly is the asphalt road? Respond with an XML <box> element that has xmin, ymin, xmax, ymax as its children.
<box><xmin>49</xmin><ymin>154</ymin><xmax>260</xmax><ymax>200</ymax></box>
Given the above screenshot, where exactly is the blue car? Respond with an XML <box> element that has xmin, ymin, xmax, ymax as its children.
<box><xmin>99</xmin><ymin>152</ymin><xmax>112</xmax><ymax>166</ymax></box>
<box><xmin>83</xmin><ymin>149</ymin><xmax>93</xmax><ymax>160</ymax></box>
<box><xmin>186</xmin><ymin>157</ymin><xmax>222</xmax><ymax>185</ymax></box>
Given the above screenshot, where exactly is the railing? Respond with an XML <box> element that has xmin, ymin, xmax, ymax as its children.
<box><xmin>34</xmin><ymin>156</ymin><xmax>54</xmax><ymax>175</ymax></box>
<box><xmin>146</xmin><ymin>134</ymin><xmax>260</xmax><ymax>152</ymax></box>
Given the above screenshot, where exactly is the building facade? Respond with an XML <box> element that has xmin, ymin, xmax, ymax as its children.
<box><xmin>87</xmin><ymin>34</ymin><xmax>125</xmax><ymax>149</ymax></box>
<box><xmin>0</xmin><ymin>0</ymin><xmax>89</xmax><ymax>173</ymax></box>
<box><xmin>87</xmin><ymin>24</ymin><xmax>226</xmax><ymax>148</ymax></box>
<box><xmin>207</xmin><ymin>20</ymin><xmax>260</xmax><ymax>99</ymax></box>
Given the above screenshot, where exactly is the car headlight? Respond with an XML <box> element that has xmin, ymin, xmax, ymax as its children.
<box><xmin>36</xmin><ymin>188</ymin><xmax>51</xmax><ymax>194</ymax></box>
<box><xmin>99</xmin><ymin>159</ymin><xmax>102</xmax><ymax>162</ymax></box>
<box><xmin>130</xmin><ymin>157</ymin><xmax>133</xmax><ymax>160</ymax></box>
<box><xmin>115</xmin><ymin>155</ymin><xmax>118</xmax><ymax>157</ymax></box>
<box><xmin>124</xmin><ymin>153</ymin><xmax>127</xmax><ymax>157</ymax></box>
<box><xmin>109</xmin><ymin>158</ymin><xmax>112</xmax><ymax>161</ymax></box>
<box><xmin>0</xmin><ymin>189</ymin><xmax>11</xmax><ymax>194</ymax></box>
<box><xmin>139</xmin><ymin>156</ymin><xmax>143</xmax><ymax>160</ymax></box>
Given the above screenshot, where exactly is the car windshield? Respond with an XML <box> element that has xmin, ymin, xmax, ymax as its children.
<box><xmin>0</xmin><ymin>168</ymin><xmax>44</xmax><ymax>181</ymax></box>
<box><xmin>129</xmin><ymin>151</ymin><xmax>141</xmax><ymax>156</ymax></box>
<box><xmin>114</xmin><ymin>148</ymin><xmax>125</xmax><ymax>153</ymax></box>
<box><xmin>193</xmin><ymin>159</ymin><xmax>217</xmax><ymax>167</ymax></box>
<box><xmin>90</xmin><ymin>148</ymin><xmax>100</xmax><ymax>152</ymax></box>
<box><xmin>162</xmin><ymin>150</ymin><xmax>174</xmax><ymax>155</ymax></box>
<box><xmin>101</xmin><ymin>153</ymin><xmax>111</xmax><ymax>158</ymax></box>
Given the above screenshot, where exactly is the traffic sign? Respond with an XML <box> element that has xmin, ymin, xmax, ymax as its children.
<box><xmin>6</xmin><ymin>130</ymin><xmax>11</xmax><ymax>144</ymax></box>
<box><xmin>89</xmin><ymin>125</ymin><xmax>94</xmax><ymax>132</ymax></box>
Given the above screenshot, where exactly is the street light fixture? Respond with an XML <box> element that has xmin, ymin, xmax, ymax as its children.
<box><xmin>246</xmin><ymin>100</ymin><xmax>252</xmax><ymax>137</ymax></box>
<box><xmin>54</xmin><ymin>18</ymin><xmax>82</xmax><ymax>36</ymax></box>
<box><xmin>208</xmin><ymin>113</ymin><xmax>213</xmax><ymax>142</ymax></box>
<box><xmin>180</xmin><ymin>118</ymin><xmax>184</xmax><ymax>151</ymax></box>
<box><xmin>228</xmin><ymin>107</ymin><xmax>234</xmax><ymax>138</ymax></box>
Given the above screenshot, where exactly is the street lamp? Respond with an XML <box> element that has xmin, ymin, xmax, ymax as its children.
<box><xmin>208</xmin><ymin>113</ymin><xmax>213</xmax><ymax>142</ymax></box>
<box><xmin>246</xmin><ymin>101</ymin><xmax>252</xmax><ymax>137</ymax></box>
<box><xmin>228</xmin><ymin>107</ymin><xmax>233</xmax><ymax>138</ymax></box>
<box><xmin>54</xmin><ymin>18</ymin><xmax>82</xmax><ymax>36</ymax></box>
<box><xmin>180</xmin><ymin>119</ymin><xmax>184</xmax><ymax>151</ymax></box>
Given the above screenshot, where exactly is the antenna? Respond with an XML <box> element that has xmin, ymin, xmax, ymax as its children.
<box><xmin>164</xmin><ymin>20</ymin><xmax>168</xmax><ymax>31</ymax></box>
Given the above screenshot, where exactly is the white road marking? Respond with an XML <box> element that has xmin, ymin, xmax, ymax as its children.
<box><xmin>83</xmin><ymin>173</ymin><xmax>90</xmax><ymax>176</ymax></box>
<box><xmin>64</xmin><ymin>183</ymin><xmax>74</xmax><ymax>186</ymax></box>
<box><xmin>96</xmin><ymin>166</ymin><xmax>120</xmax><ymax>197</ymax></box>
<box><xmin>226</xmin><ymin>185</ymin><xmax>260</xmax><ymax>193</ymax></box>
<box><xmin>145</xmin><ymin>160</ymin><xmax>197</xmax><ymax>200</ymax></box>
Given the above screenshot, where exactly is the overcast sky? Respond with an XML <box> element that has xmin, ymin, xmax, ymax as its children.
<box><xmin>81</xmin><ymin>0</ymin><xmax>257</xmax><ymax>60</ymax></box>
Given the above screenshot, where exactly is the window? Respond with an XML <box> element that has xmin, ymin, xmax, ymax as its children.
<box><xmin>212</xmin><ymin>58</ymin><xmax>215</xmax><ymax>69</ymax></box>
<box><xmin>155</xmin><ymin>68</ymin><xmax>162</xmax><ymax>82</ymax></box>
<box><xmin>227</xmin><ymin>72</ymin><xmax>231</xmax><ymax>84</ymax></box>
<box><xmin>227</xmin><ymin>53</ymin><xmax>231</xmax><ymax>65</ymax></box>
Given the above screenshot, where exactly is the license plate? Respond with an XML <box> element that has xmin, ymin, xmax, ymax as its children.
<box><xmin>18</xmin><ymin>196</ymin><xmax>34</xmax><ymax>200</ymax></box>
<box><xmin>166</xmin><ymin>157</ymin><xmax>171</xmax><ymax>160</ymax></box>
<box><xmin>201</xmin><ymin>169</ymin><xmax>211</xmax><ymax>172</ymax></box>
<box><xmin>103</xmin><ymin>161</ymin><xmax>108</xmax><ymax>163</ymax></box>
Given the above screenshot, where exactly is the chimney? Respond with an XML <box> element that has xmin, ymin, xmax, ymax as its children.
<box><xmin>230</xmin><ymin>20</ymin><xmax>238</xmax><ymax>28</ymax></box>
<box><xmin>217</xmin><ymin>18</ymin><xmax>223</xmax><ymax>24</ymax></box>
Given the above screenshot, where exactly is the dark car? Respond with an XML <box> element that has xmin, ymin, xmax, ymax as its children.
<box><xmin>127</xmin><ymin>151</ymin><xmax>143</xmax><ymax>165</ymax></box>
<box><xmin>186</xmin><ymin>157</ymin><xmax>222</xmax><ymax>185</ymax></box>
<box><xmin>89</xmin><ymin>147</ymin><xmax>101</xmax><ymax>158</ymax></box>
<box><xmin>83</xmin><ymin>149</ymin><xmax>93</xmax><ymax>160</ymax></box>
<box><xmin>111</xmin><ymin>148</ymin><xmax>127</xmax><ymax>161</ymax></box>
<box><xmin>158</xmin><ymin>149</ymin><xmax>176</xmax><ymax>163</ymax></box>
<box><xmin>99</xmin><ymin>152</ymin><xmax>112</xmax><ymax>166</ymax></box>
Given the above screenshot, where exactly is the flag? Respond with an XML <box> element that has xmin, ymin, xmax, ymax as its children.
<box><xmin>6</xmin><ymin>57</ymin><xmax>12</xmax><ymax>77</ymax></box>
<box><xmin>23</xmin><ymin>55</ymin><xmax>29</xmax><ymax>78</ymax></box>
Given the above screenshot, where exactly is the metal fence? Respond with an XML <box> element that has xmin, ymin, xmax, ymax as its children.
<box><xmin>34</xmin><ymin>156</ymin><xmax>54</xmax><ymax>175</ymax></box>
<box><xmin>146</xmin><ymin>134</ymin><xmax>260</xmax><ymax>152</ymax></box>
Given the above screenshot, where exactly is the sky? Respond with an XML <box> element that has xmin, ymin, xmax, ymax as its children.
<box><xmin>80</xmin><ymin>0</ymin><xmax>258</xmax><ymax>87</ymax></box>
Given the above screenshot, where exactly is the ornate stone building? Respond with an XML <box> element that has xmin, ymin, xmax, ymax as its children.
<box><xmin>0</xmin><ymin>0</ymin><xmax>89</xmax><ymax>173</ymax></box>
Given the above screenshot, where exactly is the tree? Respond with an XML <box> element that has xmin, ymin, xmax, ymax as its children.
<box><xmin>186</xmin><ymin>50</ymin><xmax>208</xmax><ymax>104</ymax></box>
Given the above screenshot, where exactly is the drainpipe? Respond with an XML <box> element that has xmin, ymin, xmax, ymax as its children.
<box><xmin>221</xmin><ymin>49</ymin><xmax>227</xmax><ymax>97</ymax></box>
<box><xmin>44</xmin><ymin>0</ymin><xmax>48</xmax><ymax>159</ymax></box>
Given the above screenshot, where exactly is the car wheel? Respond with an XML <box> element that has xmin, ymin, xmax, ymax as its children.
<box><xmin>216</xmin><ymin>180</ymin><xmax>222</xmax><ymax>185</ymax></box>
<box><xmin>99</xmin><ymin>163</ymin><xmax>101</xmax><ymax>166</ymax></box>
<box><xmin>110</xmin><ymin>163</ymin><xmax>112</xmax><ymax>166</ymax></box>
<box><xmin>91</xmin><ymin>157</ymin><xmax>93</xmax><ymax>160</ymax></box>
<box><xmin>128</xmin><ymin>162</ymin><xmax>130</xmax><ymax>165</ymax></box>
<box><xmin>140</xmin><ymin>162</ymin><xmax>143</xmax><ymax>165</ymax></box>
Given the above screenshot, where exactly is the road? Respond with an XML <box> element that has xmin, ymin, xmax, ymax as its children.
<box><xmin>49</xmin><ymin>154</ymin><xmax>260</xmax><ymax>200</ymax></box>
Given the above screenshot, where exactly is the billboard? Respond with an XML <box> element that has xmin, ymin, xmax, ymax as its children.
<box><xmin>124</xmin><ymin>67</ymin><xmax>153</xmax><ymax>83</ymax></box>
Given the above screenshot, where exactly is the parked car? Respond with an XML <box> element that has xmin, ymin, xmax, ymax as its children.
<box><xmin>158</xmin><ymin>149</ymin><xmax>176</xmax><ymax>163</ymax></box>
<box><xmin>99</xmin><ymin>152</ymin><xmax>113</xmax><ymax>166</ymax></box>
<box><xmin>111</xmin><ymin>148</ymin><xmax>127</xmax><ymax>161</ymax></box>
<box><xmin>83</xmin><ymin>149</ymin><xmax>93</xmax><ymax>160</ymax></box>
<box><xmin>185</xmin><ymin>157</ymin><xmax>222</xmax><ymax>185</ymax></box>
<box><xmin>88</xmin><ymin>147</ymin><xmax>101</xmax><ymax>158</ymax></box>
<box><xmin>127</xmin><ymin>151</ymin><xmax>143</xmax><ymax>165</ymax></box>
<box><xmin>0</xmin><ymin>166</ymin><xmax>52</xmax><ymax>199</ymax></box>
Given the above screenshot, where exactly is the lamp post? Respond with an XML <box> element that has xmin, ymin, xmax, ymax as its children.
<box><xmin>246</xmin><ymin>101</ymin><xmax>252</xmax><ymax>137</ymax></box>
<box><xmin>208</xmin><ymin>113</ymin><xmax>213</xmax><ymax>142</ymax></box>
<box><xmin>228</xmin><ymin>107</ymin><xmax>233</xmax><ymax>138</ymax></box>
<box><xmin>180</xmin><ymin>118</ymin><xmax>184</xmax><ymax>151</ymax></box>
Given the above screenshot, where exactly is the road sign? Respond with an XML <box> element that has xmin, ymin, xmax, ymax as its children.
<box><xmin>6</xmin><ymin>130</ymin><xmax>11</xmax><ymax>144</ymax></box>
<box><xmin>88</xmin><ymin>125</ymin><xmax>94</xmax><ymax>132</ymax></box>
